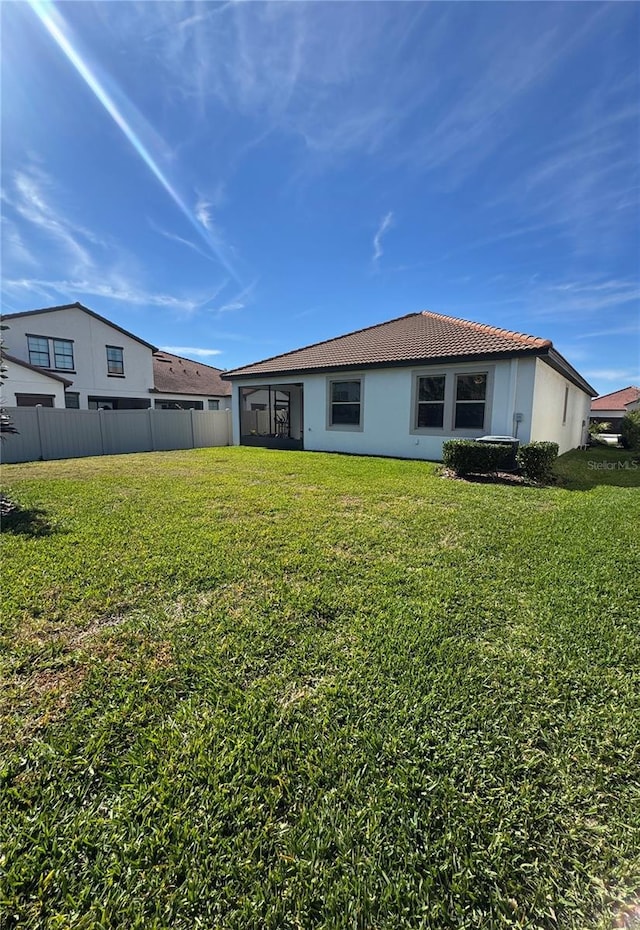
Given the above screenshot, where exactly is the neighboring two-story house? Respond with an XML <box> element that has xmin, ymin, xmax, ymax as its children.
<box><xmin>1</xmin><ymin>302</ymin><xmax>231</xmax><ymax>411</ymax></box>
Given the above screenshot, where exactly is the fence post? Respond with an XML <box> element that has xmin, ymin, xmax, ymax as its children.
<box><xmin>148</xmin><ymin>407</ymin><xmax>156</xmax><ymax>451</ymax></box>
<box><xmin>97</xmin><ymin>408</ymin><xmax>106</xmax><ymax>454</ymax></box>
<box><xmin>35</xmin><ymin>404</ymin><xmax>46</xmax><ymax>460</ymax></box>
<box><xmin>190</xmin><ymin>408</ymin><xmax>196</xmax><ymax>449</ymax></box>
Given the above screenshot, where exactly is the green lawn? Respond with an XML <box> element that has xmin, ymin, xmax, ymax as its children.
<box><xmin>1</xmin><ymin>446</ymin><xmax>639</xmax><ymax>930</ymax></box>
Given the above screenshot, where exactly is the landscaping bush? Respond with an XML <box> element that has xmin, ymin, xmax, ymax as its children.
<box><xmin>516</xmin><ymin>441</ymin><xmax>559</xmax><ymax>482</ymax></box>
<box><xmin>442</xmin><ymin>439</ymin><xmax>514</xmax><ymax>476</ymax></box>
<box><xmin>620</xmin><ymin>410</ymin><xmax>640</xmax><ymax>450</ymax></box>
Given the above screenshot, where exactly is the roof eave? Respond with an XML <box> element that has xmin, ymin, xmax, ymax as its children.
<box><xmin>2</xmin><ymin>352</ymin><xmax>73</xmax><ymax>386</ymax></box>
<box><xmin>2</xmin><ymin>302</ymin><xmax>159</xmax><ymax>353</ymax></box>
<box><xmin>222</xmin><ymin>346</ymin><xmax>548</xmax><ymax>381</ymax></box>
<box><xmin>540</xmin><ymin>348</ymin><xmax>597</xmax><ymax>396</ymax></box>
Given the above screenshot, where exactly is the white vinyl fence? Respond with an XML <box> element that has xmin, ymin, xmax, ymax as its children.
<box><xmin>1</xmin><ymin>407</ymin><xmax>231</xmax><ymax>464</ymax></box>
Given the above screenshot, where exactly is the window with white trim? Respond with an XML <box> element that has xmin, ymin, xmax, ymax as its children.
<box><xmin>329</xmin><ymin>379</ymin><xmax>361</xmax><ymax>427</ymax></box>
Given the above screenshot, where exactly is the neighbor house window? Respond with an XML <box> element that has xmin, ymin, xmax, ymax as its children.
<box><xmin>454</xmin><ymin>373</ymin><xmax>487</xmax><ymax>429</ymax></box>
<box><xmin>64</xmin><ymin>392</ymin><xmax>80</xmax><ymax>409</ymax></box>
<box><xmin>106</xmin><ymin>346</ymin><xmax>124</xmax><ymax>375</ymax></box>
<box><xmin>208</xmin><ymin>399</ymin><xmax>220</xmax><ymax>410</ymax></box>
<box><xmin>27</xmin><ymin>335</ymin><xmax>50</xmax><ymax>368</ymax></box>
<box><xmin>27</xmin><ymin>335</ymin><xmax>75</xmax><ymax>370</ymax></box>
<box><xmin>329</xmin><ymin>379</ymin><xmax>362</xmax><ymax>427</ymax></box>
<box><xmin>416</xmin><ymin>375</ymin><xmax>445</xmax><ymax>428</ymax></box>
<box><xmin>562</xmin><ymin>386</ymin><xmax>569</xmax><ymax>425</ymax></box>
<box><xmin>16</xmin><ymin>393</ymin><xmax>54</xmax><ymax>407</ymax></box>
<box><xmin>53</xmin><ymin>339</ymin><xmax>74</xmax><ymax>370</ymax></box>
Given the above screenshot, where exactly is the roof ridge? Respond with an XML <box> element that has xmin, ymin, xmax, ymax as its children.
<box><xmin>420</xmin><ymin>310</ymin><xmax>551</xmax><ymax>348</ymax></box>
<box><xmin>594</xmin><ymin>385</ymin><xmax>640</xmax><ymax>400</ymax></box>
<box><xmin>226</xmin><ymin>312</ymin><xmax>420</xmax><ymax>375</ymax></box>
<box><xmin>1</xmin><ymin>302</ymin><xmax>158</xmax><ymax>352</ymax></box>
<box><xmin>2</xmin><ymin>302</ymin><xmax>80</xmax><ymax>318</ymax></box>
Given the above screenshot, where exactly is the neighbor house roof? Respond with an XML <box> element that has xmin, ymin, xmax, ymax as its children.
<box><xmin>2</xmin><ymin>353</ymin><xmax>73</xmax><ymax>387</ymax></box>
<box><xmin>152</xmin><ymin>351</ymin><xmax>231</xmax><ymax>397</ymax></box>
<box><xmin>1</xmin><ymin>302</ymin><xmax>158</xmax><ymax>352</ymax></box>
<box><xmin>223</xmin><ymin>310</ymin><xmax>596</xmax><ymax>394</ymax></box>
<box><xmin>591</xmin><ymin>386</ymin><xmax>640</xmax><ymax>411</ymax></box>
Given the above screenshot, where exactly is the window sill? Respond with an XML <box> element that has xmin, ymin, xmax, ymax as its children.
<box><xmin>107</xmin><ymin>374</ymin><xmax>126</xmax><ymax>378</ymax></box>
<box><xmin>38</xmin><ymin>367</ymin><xmax>76</xmax><ymax>374</ymax></box>
<box><xmin>327</xmin><ymin>424</ymin><xmax>364</xmax><ymax>432</ymax></box>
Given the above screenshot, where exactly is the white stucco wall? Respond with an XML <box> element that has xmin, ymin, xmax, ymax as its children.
<box><xmin>230</xmin><ymin>357</ymin><xmax>541</xmax><ymax>460</ymax></box>
<box><xmin>1</xmin><ymin>358</ymin><xmax>67</xmax><ymax>407</ymax></box>
<box><xmin>530</xmin><ymin>358</ymin><xmax>591</xmax><ymax>454</ymax></box>
<box><xmin>3</xmin><ymin>307</ymin><xmax>155</xmax><ymax>408</ymax></box>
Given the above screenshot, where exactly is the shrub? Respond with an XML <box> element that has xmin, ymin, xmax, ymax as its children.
<box><xmin>516</xmin><ymin>441</ymin><xmax>559</xmax><ymax>483</ymax></box>
<box><xmin>620</xmin><ymin>410</ymin><xmax>640</xmax><ymax>451</ymax></box>
<box><xmin>588</xmin><ymin>421</ymin><xmax>611</xmax><ymax>445</ymax></box>
<box><xmin>442</xmin><ymin>440</ymin><xmax>514</xmax><ymax>476</ymax></box>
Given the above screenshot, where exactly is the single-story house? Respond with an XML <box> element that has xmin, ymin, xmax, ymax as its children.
<box><xmin>590</xmin><ymin>386</ymin><xmax>640</xmax><ymax>432</ymax></box>
<box><xmin>1</xmin><ymin>303</ymin><xmax>231</xmax><ymax>411</ymax></box>
<box><xmin>223</xmin><ymin>310</ymin><xmax>596</xmax><ymax>459</ymax></box>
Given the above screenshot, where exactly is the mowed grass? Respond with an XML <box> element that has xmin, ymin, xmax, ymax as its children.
<box><xmin>1</xmin><ymin>446</ymin><xmax>639</xmax><ymax>930</ymax></box>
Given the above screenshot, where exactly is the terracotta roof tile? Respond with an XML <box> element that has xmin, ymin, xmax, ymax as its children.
<box><xmin>153</xmin><ymin>352</ymin><xmax>231</xmax><ymax>396</ymax></box>
<box><xmin>225</xmin><ymin>311</ymin><xmax>552</xmax><ymax>378</ymax></box>
<box><xmin>591</xmin><ymin>386</ymin><xmax>640</xmax><ymax>411</ymax></box>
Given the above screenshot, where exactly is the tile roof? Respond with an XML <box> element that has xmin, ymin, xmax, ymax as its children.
<box><xmin>591</xmin><ymin>385</ymin><xmax>640</xmax><ymax>411</ymax></box>
<box><xmin>2</xmin><ymin>353</ymin><xmax>73</xmax><ymax>387</ymax></box>
<box><xmin>152</xmin><ymin>351</ymin><xmax>231</xmax><ymax>396</ymax></box>
<box><xmin>224</xmin><ymin>311</ymin><xmax>552</xmax><ymax>378</ymax></box>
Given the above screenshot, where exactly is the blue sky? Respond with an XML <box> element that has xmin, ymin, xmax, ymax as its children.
<box><xmin>1</xmin><ymin>1</ymin><xmax>638</xmax><ymax>393</ymax></box>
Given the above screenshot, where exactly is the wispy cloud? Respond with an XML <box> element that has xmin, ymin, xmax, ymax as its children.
<box><xmin>204</xmin><ymin>280</ymin><xmax>257</xmax><ymax>316</ymax></box>
<box><xmin>3</xmin><ymin>166</ymin><xmax>100</xmax><ymax>272</ymax></box>
<box><xmin>372</xmin><ymin>212</ymin><xmax>394</xmax><ymax>267</ymax></box>
<box><xmin>526</xmin><ymin>278</ymin><xmax>640</xmax><ymax>318</ymax></box>
<box><xmin>195</xmin><ymin>197</ymin><xmax>214</xmax><ymax>231</ymax></box>
<box><xmin>584</xmin><ymin>368</ymin><xmax>640</xmax><ymax>384</ymax></box>
<box><xmin>1</xmin><ymin>217</ymin><xmax>37</xmax><ymax>268</ymax></box>
<box><xmin>3</xmin><ymin>277</ymin><xmax>208</xmax><ymax>314</ymax></box>
<box><xmin>27</xmin><ymin>0</ymin><xmax>241</xmax><ymax>282</ymax></box>
<box><xmin>578</xmin><ymin>323</ymin><xmax>640</xmax><ymax>340</ymax></box>
<box><xmin>160</xmin><ymin>345</ymin><xmax>222</xmax><ymax>358</ymax></box>
<box><xmin>148</xmin><ymin>219</ymin><xmax>215</xmax><ymax>261</ymax></box>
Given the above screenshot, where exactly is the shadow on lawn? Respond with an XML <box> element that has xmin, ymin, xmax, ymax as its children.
<box><xmin>1</xmin><ymin>497</ymin><xmax>53</xmax><ymax>537</ymax></box>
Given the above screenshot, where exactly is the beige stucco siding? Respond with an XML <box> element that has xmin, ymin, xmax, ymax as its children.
<box><xmin>530</xmin><ymin>358</ymin><xmax>591</xmax><ymax>453</ymax></box>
